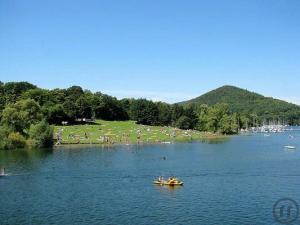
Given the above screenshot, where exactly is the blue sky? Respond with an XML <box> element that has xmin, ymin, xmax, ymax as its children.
<box><xmin>1</xmin><ymin>0</ymin><xmax>300</xmax><ymax>104</ymax></box>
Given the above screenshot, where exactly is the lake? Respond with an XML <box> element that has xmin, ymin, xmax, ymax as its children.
<box><xmin>1</xmin><ymin>130</ymin><xmax>300</xmax><ymax>225</ymax></box>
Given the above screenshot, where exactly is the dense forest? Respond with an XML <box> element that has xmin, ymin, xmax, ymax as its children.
<box><xmin>0</xmin><ymin>82</ymin><xmax>298</xmax><ymax>150</ymax></box>
<box><xmin>181</xmin><ymin>85</ymin><xmax>300</xmax><ymax>125</ymax></box>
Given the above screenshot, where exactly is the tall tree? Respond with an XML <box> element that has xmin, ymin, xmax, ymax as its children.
<box><xmin>76</xmin><ymin>95</ymin><xmax>93</xmax><ymax>119</ymax></box>
<box><xmin>157</xmin><ymin>102</ymin><xmax>172</xmax><ymax>126</ymax></box>
<box><xmin>1</xmin><ymin>99</ymin><xmax>42</xmax><ymax>135</ymax></box>
<box><xmin>3</xmin><ymin>82</ymin><xmax>37</xmax><ymax>103</ymax></box>
<box><xmin>130</xmin><ymin>99</ymin><xmax>159</xmax><ymax>125</ymax></box>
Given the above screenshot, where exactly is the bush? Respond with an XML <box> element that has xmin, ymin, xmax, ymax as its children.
<box><xmin>219</xmin><ymin>114</ymin><xmax>239</xmax><ymax>134</ymax></box>
<box><xmin>0</xmin><ymin>126</ymin><xmax>10</xmax><ymax>150</ymax></box>
<box><xmin>0</xmin><ymin>126</ymin><xmax>27</xmax><ymax>150</ymax></box>
<box><xmin>1</xmin><ymin>99</ymin><xmax>42</xmax><ymax>135</ymax></box>
<box><xmin>7</xmin><ymin>132</ymin><xmax>26</xmax><ymax>149</ymax></box>
<box><xmin>29</xmin><ymin>120</ymin><xmax>54</xmax><ymax>148</ymax></box>
<box><xmin>0</xmin><ymin>138</ymin><xmax>10</xmax><ymax>150</ymax></box>
<box><xmin>176</xmin><ymin>116</ymin><xmax>193</xmax><ymax>130</ymax></box>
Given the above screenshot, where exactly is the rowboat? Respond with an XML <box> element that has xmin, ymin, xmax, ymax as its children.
<box><xmin>153</xmin><ymin>177</ymin><xmax>183</xmax><ymax>186</ymax></box>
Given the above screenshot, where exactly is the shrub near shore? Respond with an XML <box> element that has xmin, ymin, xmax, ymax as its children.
<box><xmin>0</xmin><ymin>99</ymin><xmax>53</xmax><ymax>150</ymax></box>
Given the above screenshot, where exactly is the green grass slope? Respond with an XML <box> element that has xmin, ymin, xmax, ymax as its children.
<box><xmin>54</xmin><ymin>120</ymin><xmax>224</xmax><ymax>145</ymax></box>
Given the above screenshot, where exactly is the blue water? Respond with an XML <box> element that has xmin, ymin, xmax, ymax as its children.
<box><xmin>1</xmin><ymin>131</ymin><xmax>300</xmax><ymax>225</ymax></box>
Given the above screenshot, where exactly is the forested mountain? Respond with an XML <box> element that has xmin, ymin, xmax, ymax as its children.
<box><xmin>180</xmin><ymin>85</ymin><xmax>300</xmax><ymax>125</ymax></box>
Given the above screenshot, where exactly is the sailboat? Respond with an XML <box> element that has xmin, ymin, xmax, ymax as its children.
<box><xmin>284</xmin><ymin>145</ymin><xmax>296</xmax><ymax>150</ymax></box>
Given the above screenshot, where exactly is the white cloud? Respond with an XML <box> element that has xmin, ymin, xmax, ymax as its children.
<box><xmin>276</xmin><ymin>97</ymin><xmax>300</xmax><ymax>105</ymax></box>
<box><xmin>102</xmin><ymin>89</ymin><xmax>198</xmax><ymax>103</ymax></box>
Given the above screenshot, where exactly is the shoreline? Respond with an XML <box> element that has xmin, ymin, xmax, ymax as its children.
<box><xmin>54</xmin><ymin>135</ymin><xmax>229</xmax><ymax>148</ymax></box>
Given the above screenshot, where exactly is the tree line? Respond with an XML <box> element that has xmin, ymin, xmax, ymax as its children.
<box><xmin>0</xmin><ymin>82</ymin><xmax>259</xmax><ymax>149</ymax></box>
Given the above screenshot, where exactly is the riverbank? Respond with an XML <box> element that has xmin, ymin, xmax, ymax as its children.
<box><xmin>54</xmin><ymin>120</ymin><xmax>225</xmax><ymax>146</ymax></box>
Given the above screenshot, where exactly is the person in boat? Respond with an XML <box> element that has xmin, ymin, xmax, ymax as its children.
<box><xmin>158</xmin><ymin>176</ymin><xmax>163</xmax><ymax>182</ymax></box>
<box><xmin>168</xmin><ymin>176</ymin><xmax>179</xmax><ymax>183</ymax></box>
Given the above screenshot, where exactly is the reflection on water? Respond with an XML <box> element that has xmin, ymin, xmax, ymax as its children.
<box><xmin>199</xmin><ymin>137</ymin><xmax>230</xmax><ymax>144</ymax></box>
<box><xmin>0</xmin><ymin>148</ymin><xmax>53</xmax><ymax>169</ymax></box>
<box><xmin>154</xmin><ymin>184</ymin><xmax>183</xmax><ymax>194</ymax></box>
<box><xmin>0</xmin><ymin>147</ymin><xmax>53</xmax><ymax>158</ymax></box>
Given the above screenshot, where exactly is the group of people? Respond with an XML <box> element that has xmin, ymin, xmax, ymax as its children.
<box><xmin>54</xmin><ymin>125</ymin><xmax>185</xmax><ymax>146</ymax></box>
<box><xmin>56</xmin><ymin>129</ymin><xmax>63</xmax><ymax>145</ymax></box>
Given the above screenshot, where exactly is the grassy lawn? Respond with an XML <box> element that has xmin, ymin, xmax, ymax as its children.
<box><xmin>54</xmin><ymin>120</ymin><xmax>224</xmax><ymax>145</ymax></box>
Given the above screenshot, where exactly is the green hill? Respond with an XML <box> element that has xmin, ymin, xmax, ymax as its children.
<box><xmin>180</xmin><ymin>85</ymin><xmax>300</xmax><ymax>124</ymax></box>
